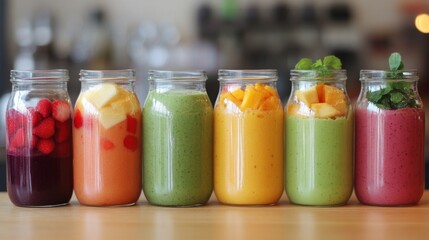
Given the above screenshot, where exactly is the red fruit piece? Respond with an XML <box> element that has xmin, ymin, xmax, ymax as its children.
<box><xmin>101</xmin><ymin>138</ymin><xmax>115</xmax><ymax>150</ymax></box>
<box><xmin>36</xmin><ymin>98</ymin><xmax>52</xmax><ymax>118</ymax></box>
<box><xmin>28</xmin><ymin>107</ymin><xmax>42</xmax><ymax>127</ymax></box>
<box><xmin>55</xmin><ymin>141</ymin><xmax>72</xmax><ymax>157</ymax></box>
<box><xmin>126</xmin><ymin>115</ymin><xmax>138</xmax><ymax>134</ymax></box>
<box><xmin>33</xmin><ymin>117</ymin><xmax>55</xmax><ymax>139</ymax></box>
<box><xmin>55</xmin><ymin>120</ymin><xmax>72</xmax><ymax>143</ymax></box>
<box><xmin>52</xmin><ymin>100</ymin><xmax>71</xmax><ymax>122</ymax></box>
<box><xmin>37</xmin><ymin>138</ymin><xmax>55</xmax><ymax>155</ymax></box>
<box><xmin>123</xmin><ymin>135</ymin><xmax>138</xmax><ymax>151</ymax></box>
<box><xmin>6</xmin><ymin>109</ymin><xmax>27</xmax><ymax>136</ymax></box>
<box><xmin>10</xmin><ymin>127</ymin><xmax>26</xmax><ymax>148</ymax></box>
<box><xmin>74</xmin><ymin>109</ymin><xmax>83</xmax><ymax>129</ymax></box>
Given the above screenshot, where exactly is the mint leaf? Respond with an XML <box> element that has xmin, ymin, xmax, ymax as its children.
<box><xmin>323</xmin><ymin>55</ymin><xmax>342</xmax><ymax>70</ymax></box>
<box><xmin>295</xmin><ymin>58</ymin><xmax>313</xmax><ymax>70</ymax></box>
<box><xmin>389</xmin><ymin>52</ymin><xmax>402</xmax><ymax>71</ymax></box>
<box><xmin>390</xmin><ymin>91</ymin><xmax>404</xmax><ymax>103</ymax></box>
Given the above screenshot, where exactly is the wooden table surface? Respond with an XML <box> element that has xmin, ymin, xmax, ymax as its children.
<box><xmin>1</xmin><ymin>191</ymin><xmax>429</xmax><ymax>240</ymax></box>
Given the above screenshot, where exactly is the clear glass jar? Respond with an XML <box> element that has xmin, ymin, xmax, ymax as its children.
<box><xmin>285</xmin><ymin>70</ymin><xmax>353</xmax><ymax>206</ymax></box>
<box><xmin>214</xmin><ymin>69</ymin><xmax>284</xmax><ymax>205</ymax></box>
<box><xmin>143</xmin><ymin>70</ymin><xmax>213</xmax><ymax>207</ymax></box>
<box><xmin>355</xmin><ymin>70</ymin><xmax>425</xmax><ymax>206</ymax></box>
<box><xmin>73</xmin><ymin>69</ymin><xmax>142</xmax><ymax>206</ymax></box>
<box><xmin>6</xmin><ymin>69</ymin><xmax>73</xmax><ymax>207</ymax></box>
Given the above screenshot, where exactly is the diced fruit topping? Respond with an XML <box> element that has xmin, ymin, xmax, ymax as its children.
<box><xmin>55</xmin><ymin>120</ymin><xmax>72</xmax><ymax>143</ymax></box>
<box><xmin>295</xmin><ymin>85</ymin><xmax>319</xmax><ymax>107</ymax></box>
<box><xmin>37</xmin><ymin>138</ymin><xmax>55</xmax><ymax>155</ymax></box>
<box><xmin>218</xmin><ymin>83</ymin><xmax>281</xmax><ymax>111</ymax></box>
<box><xmin>6</xmin><ymin>109</ymin><xmax>27</xmax><ymax>136</ymax></box>
<box><xmin>33</xmin><ymin>117</ymin><xmax>55</xmax><ymax>139</ymax></box>
<box><xmin>123</xmin><ymin>135</ymin><xmax>138</xmax><ymax>151</ymax></box>
<box><xmin>74</xmin><ymin>109</ymin><xmax>83</xmax><ymax>129</ymax></box>
<box><xmin>288</xmin><ymin>83</ymin><xmax>348</xmax><ymax>119</ymax></box>
<box><xmin>101</xmin><ymin>138</ymin><xmax>115</xmax><ymax>150</ymax></box>
<box><xmin>52</xmin><ymin>100</ymin><xmax>71</xmax><ymax>122</ymax></box>
<box><xmin>36</xmin><ymin>98</ymin><xmax>52</xmax><ymax>118</ymax></box>
<box><xmin>84</xmin><ymin>83</ymin><xmax>118</xmax><ymax>109</ymax></box>
<box><xmin>126</xmin><ymin>115</ymin><xmax>138</xmax><ymax>134</ymax></box>
<box><xmin>10</xmin><ymin>128</ymin><xmax>26</xmax><ymax>148</ymax></box>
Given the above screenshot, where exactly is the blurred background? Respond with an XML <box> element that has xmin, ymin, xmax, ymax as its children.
<box><xmin>1</xmin><ymin>0</ymin><xmax>429</xmax><ymax>191</ymax></box>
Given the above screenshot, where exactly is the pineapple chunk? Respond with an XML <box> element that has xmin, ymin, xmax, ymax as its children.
<box><xmin>224</xmin><ymin>92</ymin><xmax>241</xmax><ymax>108</ymax></box>
<box><xmin>84</xmin><ymin>84</ymin><xmax>118</xmax><ymax>109</ymax></box>
<box><xmin>324</xmin><ymin>85</ymin><xmax>347</xmax><ymax>115</ymax></box>
<box><xmin>241</xmin><ymin>86</ymin><xmax>264</xmax><ymax>110</ymax></box>
<box><xmin>231</xmin><ymin>88</ymin><xmax>245</xmax><ymax>101</ymax></box>
<box><xmin>311</xmin><ymin>103</ymin><xmax>341</xmax><ymax>118</ymax></box>
<box><xmin>264</xmin><ymin>85</ymin><xmax>278</xmax><ymax>97</ymax></box>
<box><xmin>295</xmin><ymin>86</ymin><xmax>319</xmax><ymax>107</ymax></box>
<box><xmin>259</xmin><ymin>96</ymin><xmax>280</xmax><ymax>110</ymax></box>
<box><xmin>99</xmin><ymin>106</ymin><xmax>126</xmax><ymax>129</ymax></box>
<box><xmin>255</xmin><ymin>84</ymin><xmax>271</xmax><ymax>99</ymax></box>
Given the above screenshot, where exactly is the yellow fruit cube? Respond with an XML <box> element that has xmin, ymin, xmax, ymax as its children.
<box><xmin>316</xmin><ymin>83</ymin><xmax>325</xmax><ymax>102</ymax></box>
<box><xmin>264</xmin><ymin>85</ymin><xmax>278</xmax><ymax>97</ymax></box>
<box><xmin>324</xmin><ymin>85</ymin><xmax>347</xmax><ymax>115</ymax></box>
<box><xmin>311</xmin><ymin>103</ymin><xmax>341</xmax><ymax>118</ymax></box>
<box><xmin>255</xmin><ymin>84</ymin><xmax>271</xmax><ymax>99</ymax></box>
<box><xmin>231</xmin><ymin>88</ymin><xmax>245</xmax><ymax>101</ymax></box>
<box><xmin>224</xmin><ymin>92</ymin><xmax>242</xmax><ymax>108</ymax></box>
<box><xmin>241</xmin><ymin>86</ymin><xmax>264</xmax><ymax>110</ymax></box>
<box><xmin>259</xmin><ymin>96</ymin><xmax>280</xmax><ymax>110</ymax></box>
<box><xmin>295</xmin><ymin>86</ymin><xmax>319</xmax><ymax>107</ymax></box>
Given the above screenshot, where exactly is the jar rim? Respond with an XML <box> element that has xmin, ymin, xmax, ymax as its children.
<box><xmin>290</xmin><ymin>69</ymin><xmax>347</xmax><ymax>81</ymax></box>
<box><xmin>148</xmin><ymin>70</ymin><xmax>207</xmax><ymax>82</ymax></box>
<box><xmin>359</xmin><ymin>70</ymin><xmax>418</xmax><ymax>81</ymax></box>
<box><xmin>218</xmin><ymin>69</ymin><xmax>278</xmax><ymax>81</ymax></box>
<box><xmin>80</xmin><ymin>69</ymin><xmax>136</xmax><ymax>81</ymax></box>
<box><xmin>10</xmin><ymin>69</ymin><xmax>69</xmax><ymax>82</ymax></box>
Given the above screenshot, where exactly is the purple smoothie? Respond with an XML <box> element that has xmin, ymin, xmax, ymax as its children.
<box><xmin>355</xmin><ymin>107</ymin><xmax>425</xmax><ymax>205</ymax></box>
<box><xmin>7</xmin><ymin>150</ymin><xmax>73</xmax><ymax>207</ymax></box>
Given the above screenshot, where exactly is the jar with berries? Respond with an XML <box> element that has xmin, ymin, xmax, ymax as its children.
<box><xmin>5</xmin><ymin>70</ymin><xmax>73</xmax><ymax>207</ymax></box>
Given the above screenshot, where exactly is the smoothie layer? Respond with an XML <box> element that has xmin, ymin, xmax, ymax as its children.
<box><xmin>214</xmin><ymin>108</ymin><xmax>284</xmax><ymax>205</ymax></box>
<box><xmin>285</xmin><ymin>112</ymin><xmax>353</xmax><ymax>205</ymax></box>
<box><xmin>143</xmin><ymin>90</ymin><xmax>213</xmax><ymax>206</ymax></box>
<box><xmin>355</xmin><ymin>107</ymin><xmax>424</xmax><ymax>205</ymax></box>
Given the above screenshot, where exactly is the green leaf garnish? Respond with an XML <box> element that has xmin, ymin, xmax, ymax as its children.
<box><xmin>366</xmin><ymin>52</ymin><xmax>419</xmax><ymax>109</ymax></box>
<box><xmin>294</xmin><ymin>55</ymin><xmax>342</xmax><ymax>77</ymax></box>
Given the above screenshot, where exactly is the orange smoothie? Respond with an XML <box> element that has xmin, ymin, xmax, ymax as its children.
<box><xmin>73</xmin><ymin>83</ymin><xmax>142</xmax><ymax>206</ymax></box>
<box><xmin>214</xmin><ymin>84</ymin><xmax>284</xmax><ymax>205</ymax></box>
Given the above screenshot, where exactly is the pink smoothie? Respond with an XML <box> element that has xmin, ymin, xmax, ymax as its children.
<box><xmin>355</xmin><ymin>107</ymin><xmax>425</xmax><ymax>205</ymax></box>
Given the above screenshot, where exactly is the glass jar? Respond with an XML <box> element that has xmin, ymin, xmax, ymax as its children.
<box><xmin>73</xmin><ymin>69</ymin><xmax>142</xmax><ymax>206</ymax></box>
<box><xmin>285</xmin><ymin>70</ymin><xmax>353</xmax><ymax>206</ymax></box>
<box><xmin>355</xmin><ymin>70</ymin><xmax>424</xmax><ymax>206</ymax></box>
<box><xmin>6</xmin><ymin>70</ymin><xmax>73</xmax><ymax>207</ymax></box>
<box><xmin>214</xmin><ymin>69</ymin><xmax>284</xmax><ymax>205</ymax></box>
<box><xmin>143</xmin><ymin>70</ymin><xmax>213</xmax><ymax>207</ymax></box>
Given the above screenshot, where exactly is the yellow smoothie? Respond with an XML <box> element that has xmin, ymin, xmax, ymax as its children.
<box><xmin>214</xmin><ymin>84</ymin><xmax>284</xmax><ymax>205</ymax></box>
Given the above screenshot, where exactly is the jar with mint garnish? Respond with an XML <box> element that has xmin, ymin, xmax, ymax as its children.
<box><xmin>355</xmin><ymin>52</ymin><xmax>425</xmax><ymax>206</ymax></box>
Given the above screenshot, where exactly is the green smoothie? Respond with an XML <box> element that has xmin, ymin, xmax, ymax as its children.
<box><xmin>285</xmin><ymin>112</ymin><xmax>353</xmax><ymax>206</ymax></box>
<box><xmin>143</xmin><ymin>90</ymin><xmax>213</xmax><ymax>206</ymax></box>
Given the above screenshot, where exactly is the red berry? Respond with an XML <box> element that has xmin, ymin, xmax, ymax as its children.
<box><xmin>52</xmin><ymin>100</ymin><xmax>71</xmax><ymax>122</ymax></box>
<box><xmin>55</xmin><ymin>141</ymin><xmax>72</xmax><ymax>157</ymax></box>
<box><xmin>74</xmin><ymin>109</ymin><xmax>83</xmax><ymax>129</ymax></box>
<box><xmin>6</xmin><ymin>109</ymin><xmax>27</xmax><ymax>136</ymax></box>
<box><xmin>28</xmin><ymin>107</ymin><xmax>42</xmax><ymax>127</ymax></box>
<box><xmin>123</xmin><ymin>135</ymin><xmax>138</xmax><ymax>151</ymax></box>
<box><xmin>55</xmin><ymin>120</ymin><xmax>72</xmax><ymax>143</ymax></box>
<box><xmin>33</xmin><ymin>117</ymin><xmax>55</xmax><ymax>139</ymax></box>
<box><xmin>126</xmin><ymin>115</ymin><xmax>138</xmax><ymax>134</ymax></box>
<box><xmin>36</xmin><ymin>98</ymin><xmax>52</xmax><ymax>118</ymax></box>
<box><xmin>101</xmin><ymin>138</ymin><xmax>115</xmax><ymax>150</ymax></box>
<box><xmin>37</xmin><ymin>138</ymin><xmax>55</xmax><ymax>155</ymax></box>
<box><xmin>10</xmin><ymin>127</ymin><xmax>26</xmax><ymax>148</ymax></box>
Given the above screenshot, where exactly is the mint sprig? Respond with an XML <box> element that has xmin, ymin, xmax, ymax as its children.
<box><xmin>294</xmin><ymin>55</ymin><xmax>342</xmax><ymax>76</ymax></box>
<box><xmin>366</xmin><ymin>52</ymin><xmax>419</xmax><ymax>110</ymax></box>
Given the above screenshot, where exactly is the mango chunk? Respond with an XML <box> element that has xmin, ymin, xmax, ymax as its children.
<box><xmin>259</xmin><ymin>96</ymin><xmax>280</xmax><ymax>110</ymax></box>
<box><xmin>264</xmin><ymin>85</ymin><xmax>278</xmax><ymax>97</ymax></box>
<box><xmin>316</xmin><ymin>83</ymin><xmax>325</xmax><ymax>102</ymax></box>
<box><xmin>295</xmin><ymin>86</ymin><xmax>319</xmax><ymax>107</ymax></box>
<box><xmin>255</xmin><ymin>84</ymin><xmax>271</xmax><ymax>99</ymax></box>
<box><xmin>224</xmin><ymin>92</ymin><xmax>241</xmax><ymax>108</ymax></box>
<box><xmin>231</xmin><ymin>88</ymin><xmax>245</xmax><ymax>101</ymax></box>
<box><xmin>241</xmin><ymin>86</ymin><xmax>264</xmax><ymax>110</ymax></box>
<box><xmin>311</xmin><ymin>103</ymin><xmax>341</xmax><ymax>118</ymax></box>
<box><xmin>324</xmin><ymin>85</ymin><xmax>347</xmax><ymax>115</ymax></box>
